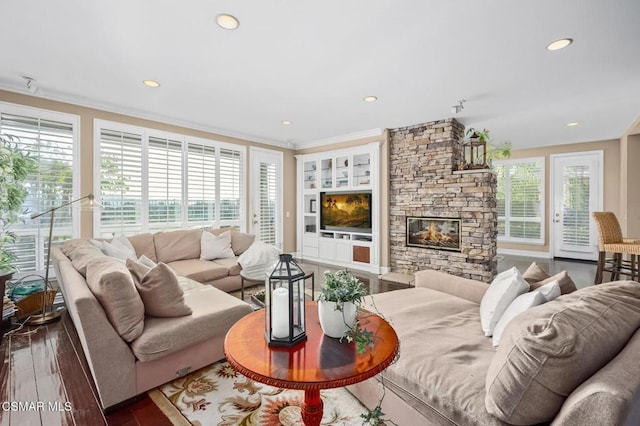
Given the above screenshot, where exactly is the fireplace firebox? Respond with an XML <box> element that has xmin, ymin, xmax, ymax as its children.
<box><xmin>406</xmin><ymin>217</ymin><xmax>462</xmax><ymax>251</ymax></box>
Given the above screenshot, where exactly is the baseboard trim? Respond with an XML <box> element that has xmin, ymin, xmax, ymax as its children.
<box><xmin>497</xmin><ymin>248</ymin><xmax>552</xmax><ymax>259</ymax></box>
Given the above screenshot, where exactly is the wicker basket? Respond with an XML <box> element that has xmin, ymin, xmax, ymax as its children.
<box><xmin>15</xmin><ymin>290</ymin><xmax>57</xmax><ymax>318</ymax></box>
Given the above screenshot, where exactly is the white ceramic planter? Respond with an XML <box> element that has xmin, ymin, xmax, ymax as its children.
<box><xmin>318</xmin><ymin>300</ymin><xmax>357</xmax><ymax>338</ymax></box>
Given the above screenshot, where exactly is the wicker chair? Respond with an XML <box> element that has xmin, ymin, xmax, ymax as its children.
<box><xmin>592</xmin><ymin>212</ymin><xmax>640</xmax><ymax>284</ymax></box>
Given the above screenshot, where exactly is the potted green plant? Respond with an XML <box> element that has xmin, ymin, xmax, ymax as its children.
<box><xmin>0</xmin><ymin>133</ymin><xmax>37</xmax><ymax>284</ymax></box>
<box><xmin>318</xmin><ymin>269</ymin><xmax>376</xmax><ymax>353</ymax></box>
<box><xmin>465</xmin><ymin>127</ymin><xmax>512</xmax><ymax>165</ymax></box>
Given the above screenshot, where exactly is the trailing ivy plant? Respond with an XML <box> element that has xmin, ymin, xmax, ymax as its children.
<box><xmin>0</xmin><ymin>133</ymin><xmax>37</xmax><ymax>272</ymax></box>
<box><xmin>319</xmin><ymin>269</ymin><xmax>400</xmax><ymax>425</ymax></box>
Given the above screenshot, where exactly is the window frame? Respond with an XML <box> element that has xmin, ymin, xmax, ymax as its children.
<box><xmin>0</xmin><ymin>101</ymin><xmax>81</xmax><ymax>278</ymax></box>
<box><xmin>93</xmin><ymin>119</ymin><xmax>246</xmax><ymax>236</ymax></box>
<box><xmin>494</xmin><ymin>157</ymin><xmax>546</xmax><ymax>245</ymax></box>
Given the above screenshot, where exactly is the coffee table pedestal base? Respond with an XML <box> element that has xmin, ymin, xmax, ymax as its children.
<box><xmin>302</xmin><ymin>389</ymin><xmax>323</xmax><ymax>426</ymax></box>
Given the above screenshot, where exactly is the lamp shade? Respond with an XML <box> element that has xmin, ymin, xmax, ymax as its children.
<box><xmin>265</xmin><ymin>254</ymin><xmax>307</xmax><ymax>347</ymax></box>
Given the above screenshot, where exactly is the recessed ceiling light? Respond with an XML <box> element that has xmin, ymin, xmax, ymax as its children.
<box><xmin>567</xmin><ymin>122</ymin><xmax>579</xmax><ymax>127</ymax></box>
<box><xmin>363</xmin><ymin>96</ymin><xmax>378</xmax><ymax>103</ymax></box>
<box><xmin>143</xmin><ymin>80</ymin><xmax>160</xmax><ymax>88</ymax></box>
<box><xmin>282</xmin><ymin>120</ymin><xmax>292</xmax><ymax>125</ymax></box>
<box><xmin>216</xmin><ymin>14</ymin><xmax>239</xmax><ymax>30</ymax></box>
<box><xmin>547</xmin><ymin>38</ymin><xmax>573</xmax><ymax>51</ymax></box>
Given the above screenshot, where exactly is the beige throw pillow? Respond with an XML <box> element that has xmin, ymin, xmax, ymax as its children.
<box><xmin>531</xmin><ymin>270</ymin><xmax>577</xmax><ymax>295</ymax></box>
<box><xmin>230</xmin><ymin>230</ymin><xmax>255</xmax><ymax>255</ymax></box>
<box><xmin>85</xmin><ymin>256</ymin><xmax>145</xmax><ymax>342</ymax></box>
<box><xmin>126</xmin><ymin>259</ymin><xmax>192</xmax><ymax>318</ymax></box>
<box><xmin>522</xmin><ymin>261</ymin><xmax>551</xmax><ymax>284</ymax></box>
<box><xmin>485</xmin><ymin>281</ymin><xmax>640</xmax><ymax>425</ymax></box>
<box><xmin>200</xmin><ymin>230</ymin><xmax>235</xmax><ymax>260</ymax></box>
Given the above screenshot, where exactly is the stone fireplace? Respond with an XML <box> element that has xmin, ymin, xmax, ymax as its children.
<box><xmin>389</xmin><ymin>118</ymin><xmax>498</xmax><ymax>282</ymax></box>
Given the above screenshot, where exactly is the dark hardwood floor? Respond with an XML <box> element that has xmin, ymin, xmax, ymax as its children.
<box><xmin>0</xmin><ymin>313</ymin><xmax>171</xmax><ymax>426</ymax></box>
<box><xmin>0</xmin><ymin>255</ymin><xmax>594</xmax><ymax>426</ymax></box>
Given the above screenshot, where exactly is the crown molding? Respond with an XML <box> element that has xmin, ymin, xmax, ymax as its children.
<box><xmin>0</xmin><ymin>84</ymin><xmax>291</xmax><ymax>149</ymax></box>
<box><xmin>293</xmin><ymin>128</ymin><xmax>384</xmax><ymax>150</ymax></box>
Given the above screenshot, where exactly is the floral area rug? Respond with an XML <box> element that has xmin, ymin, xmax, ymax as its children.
<box><xmin>148</xmin><ymin>360</ymin><xmax>368</xmax><ymax>426</ymax></box>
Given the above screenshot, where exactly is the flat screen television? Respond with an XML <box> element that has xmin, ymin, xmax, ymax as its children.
<box><xmin>320</xmin><ymin>191</ymin><xmax>372</xmax><ymax>233</ymax></box>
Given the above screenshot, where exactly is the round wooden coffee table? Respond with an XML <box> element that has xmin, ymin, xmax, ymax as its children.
<box><xmin>224</xmin><ymin>301</ymin><xmax>398</xmax><ymax>426</ymax></box>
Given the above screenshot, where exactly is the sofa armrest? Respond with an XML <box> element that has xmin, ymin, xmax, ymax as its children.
<box><xmin>414</xmin><ymin>269</ymin><xmax>488</xmax><ymax>304</ymax></box>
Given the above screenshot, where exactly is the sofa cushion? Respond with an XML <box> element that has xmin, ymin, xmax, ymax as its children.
<box><xmin>126</xmin><ymin>259</ymin><xmax>192</xmax><ymax>318</ymax></box>
<box><xmin>361</xmin><ymin>287</ymin><xmax>503</xmax><ymax>426</ymax></box>
<box><xmin>212</xmin><ymin>257</ymin><xmax>242</xmax><ymax>276</ymax></box>
<box><xmin>485</xmin><ymin>280</ymin><xmax>640</xmax><ymax>425</ymax></box>
<box><xmin>154</xmin><ymin>229</ymin><xmax>202</xmax><ymax>263</ymax></box>
<box><xmin>85</xmin><ymin>256</ymin><xmax>145</xmax><ymax>342</ymax></box>
<box><xmin>166</xmin><ymin>259</ymin><xmax>230</xmax><ymax>283</ymax></box>
<box><xmin>128</xmin><ymin>233</ymin><xmax>157</xmax><ymax>263</ymax></box>
<box><xmin>130</xmin><ymin>277</ymin><xmax>252</xmax><ymax>361</ymax></box>
<box><xmin>200</xmin><ymin>231</ymin><xmax>235</xmax><ymax>260</ymax></box>
<box><xmin>552</xmin><ymin>327</ymin><xmax>640</xmax><ymax>426</ymax></box>
<box><xmin>61</xmin><ymin>239</ymin><xmax>106</xmax><ymax>277</ymax></box>
<box><xmin>531</xmin><ymin>270</ymin><xmax>577</xmax><ymax>295</ymax></box>
<box><xmin>480</xmin><ymin>267</ymin><xmax>529</xmax><ymax>337</ymax></box>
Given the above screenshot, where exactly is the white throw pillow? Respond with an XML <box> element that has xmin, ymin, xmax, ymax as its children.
<box><xmin>137</xmin><ymin>255</ymin><xmax>157</xmax><ymax>268</ymax></box>
<box><xmin>100</xmin><ymin>235</ymin><xmax>136</xmax><ymax>260</ymax></box>
<box><xmin>492</xmin><ymin>290</ymin><xmax>546</xmax><ymax>347</ymax></box>
<box><xmin>480</xmin><ymin>267</ymin><xmax>529</xmax><ymax>337</ymax></box>
<box><xmin>536</xmin><ymin>279</ymin><xmax>561</xmax><ymax>302</ymax></box>
<box><xmin>237</xmin><ymin>241</ymin><xmax>281</xmax><ymax>269</ymax></box>
<box><xmin>200</xmin><ymin>230</ymin><xmax>235</xmax><ymax>260</ymax></box>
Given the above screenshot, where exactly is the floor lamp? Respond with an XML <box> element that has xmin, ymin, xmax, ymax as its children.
<box><xmin>27</xmin><ymin>193</ymin><xmax>97</xmax><ymax>325</ymax></box>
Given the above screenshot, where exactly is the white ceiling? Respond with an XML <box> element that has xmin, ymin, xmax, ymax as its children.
<box><xmin>1</xmin><ymin>0</ymin><xmax>639</xmax><ymax>149</ymax></box>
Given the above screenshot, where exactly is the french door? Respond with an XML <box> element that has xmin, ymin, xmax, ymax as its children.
<box><xmin>250</xmin><ymin>147</ymin><xmax>283</xmax><ymax>248</ymax></box>
<box><xmin>550</xmin><ymin>151</ymin><xmax>603</xmax><ymax>260</ymax></box>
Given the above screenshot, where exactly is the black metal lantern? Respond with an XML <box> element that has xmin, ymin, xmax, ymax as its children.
<box><xmin>265</xmin><ymin>254</ymin><xmax>307</xmax><ymax>347</ymax></box>
<box><xmin>464</xmin><ymin>132</ymin><xmax>487</xmax><ymax>169</ymax></box>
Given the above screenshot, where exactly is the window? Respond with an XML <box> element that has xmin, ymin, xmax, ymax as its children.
<box><xmin>494</xmin><ymin>158</ymin><xmax>545</xmax><ymax>243</ymax></box>
<box><xmin>0</xmin><ymin>103</ymin><xmax>79</xmax><ymax>278</ymax></box>
<box><xmin>95</xmin><ymin>120</ymin><xmax>245</xmax><ymax>236</ymax></box>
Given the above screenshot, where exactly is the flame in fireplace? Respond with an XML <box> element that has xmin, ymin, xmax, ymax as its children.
<box><xmin>421</xmin><ymin>221</ymin><xmax>453</xmax><ymax>242</ymax></box>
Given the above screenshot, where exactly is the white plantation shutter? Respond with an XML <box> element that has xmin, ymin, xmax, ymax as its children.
<box><xmin>493</xmin><ymin>158</ymin><xmax>544</xmax><ymax>243</ymax></box>
<box><xmin>148</xmin><ymin>136</ymin><xmax>183</xmax><ymax>232</ymax></box>
<box><xmin>259</xmin><ymin>162</ymin><xmax>277</xmax><ymax>244</ymax></box>
<box><xmin>98</xmin><ymin>129</ymin><xmax>143</xmax><ymax>236</ymax></box>
<box><xmin>494</xmin><ymin>164</ymin><xmax>506</xmax><ymax>237</ymax></box>
<box><xmin>219</xmin><ymin>148</ymin><xmax>242</xmax><ymax>227</ymax></box>
<box><xmin>1</xmin><ymin>107</ymin><xmax>77</xmax><ymax>277</ymax></box>
<box><xmin>95</xmin><ymin>121</ymin><xmax>245</xmax><ymax>234</ymax></box>
<box><xmin>187</xmin><ymin>143</ymin><xmax>216</xmax><ymax>226</ymax></box>
<box><xmin>561</xmin><ymin>165</ymin><xmax>591</xmax><ymax>247</ymax></box>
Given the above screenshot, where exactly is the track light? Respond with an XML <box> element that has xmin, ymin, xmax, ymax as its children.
<box><xmin>23</xmin><ymin>76</ymin><xmax>38</xmax><ymax>94</ymax></box>
<box><xmin>451</xmin><ymin>99</ymin><xmax>465</xmax><ymax>114</ymax></box>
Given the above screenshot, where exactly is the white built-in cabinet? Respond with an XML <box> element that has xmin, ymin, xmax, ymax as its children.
<box><xmin>296</xmin><ymin>142</ymin><xmax>380</xmax><ymax>273</ymax></box>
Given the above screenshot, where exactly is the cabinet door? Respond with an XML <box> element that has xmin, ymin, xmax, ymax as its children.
<box><xmin>336</xmin><ymin>240</ymin><xmax>352</xmax><ymax>262</ymax></box>
<box><xmin>303</xmin><ymin>160</ymin><xmax>318</xmax><ymax>190</ymax></box>
<box><xmin>335</xmin><ymin>155</ymin><xmax>349</xmax><ymax>188</ymax></box>
<box><xmin>320</xmin><ymin>158</ymin><xmax>333</xmax><ymax>189</ymax></box>
<box><xmin>352</xmin><ymin>153</ymin><xmax>371</xmax><ymax>187</ymax></box>
<box><xmin>318</xmin><ymin>238</ymin><xmax>336</xmax><ymax>260</ymax></box>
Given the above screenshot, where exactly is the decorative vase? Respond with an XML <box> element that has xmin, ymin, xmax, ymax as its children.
<box><xmin>318</xmin><ymin>300</ymin><xmax>357</xmax><ymax>338</ymax></box>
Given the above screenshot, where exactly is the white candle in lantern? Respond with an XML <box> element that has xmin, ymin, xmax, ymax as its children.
<box><xmin>272</xmin><ymin>287</ymin><xmax>290</xmax><ymax>339</ymax></box>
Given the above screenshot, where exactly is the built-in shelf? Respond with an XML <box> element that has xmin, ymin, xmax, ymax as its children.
<box><xmin>296</xmin><ymin>143</ymin><xmax>380</xmax><ymax>273</ymax></box>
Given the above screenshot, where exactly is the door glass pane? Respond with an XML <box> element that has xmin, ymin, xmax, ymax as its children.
<box><xmin>561</xmin><ymin>165</ymin><xmax>591</xmax><ymax>247</ymax></box>
<box><xmin>259</xmin><ymin>162</ymin><xmax>277</xmax><ymax>245</ymax></box>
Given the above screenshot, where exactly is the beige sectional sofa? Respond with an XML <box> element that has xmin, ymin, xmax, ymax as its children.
<box><xmin>52</xmin><ymin>228</ymin><xmax>257</xmax><ymax>410</ymax></box>
<box><xmin>349</xmin><ymin>270</ymin><xmax>640</xmax><ymax>425</ymax></box>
